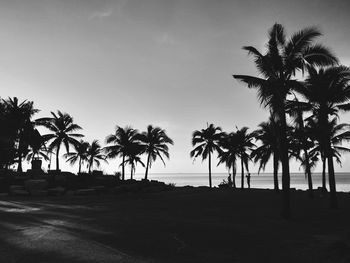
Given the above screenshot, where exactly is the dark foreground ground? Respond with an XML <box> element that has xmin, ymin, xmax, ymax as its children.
<box><xmin>0</xmin><ymin>188</ymin><xmax>349</xmax><ymax>263</ymax></box>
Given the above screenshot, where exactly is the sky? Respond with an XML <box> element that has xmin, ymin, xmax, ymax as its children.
<box><xmin>1</xmin><ymin>0</ymin><xmax>350</xmax><ymax>175</ymax></box>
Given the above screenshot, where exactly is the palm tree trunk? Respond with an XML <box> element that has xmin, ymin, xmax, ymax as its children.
<box><xmin>273</xmin><ymin>152</ymin><xmax>279</xmax><ymax>192</ymax></box>
<box><xmin>88</xmin><ymin>160</ymin><xmax>92</xmax><ymax>174</ymax></box>
<box><xmin>78</xmin><ymin>157</ymin><xmax>82</xmax><ymax>174</ymax></box>
<box><xmin>131</xmin><ymin>164</ymin><xmax>134</xmax><ymax>180</ymax></box>
<box><xmin>279</xmin><ymin>109</ymin><xmax>291</xmax><ymax>219</ymax></box>
<box><xmin>56</xmin><ymin>146</ymin><xmax>60</xmax><ymax>171</ymax></box>
<box><xmin>17</xmin><ymin>151</ymin><xmax>23</xmax><ymax>173</ymax></box>
<box><xmin>322</xmin><ymin>155</ymin><xmax>326</xmax><ymax>190</ymax></box>
<box><xmin>144</xmin><ymin>153</ymin><xmax>150</xmax><ymax>180</ymax></box>
<box><xmin>48</xmin><ymin>151</ymin><xmax>52</xmax><ymax>170</ymax></box>
<box><xmin>303</xmin><ymin>149</ymin><xmax>313</xmax><ymax>198</ymax></box>
<box><xmin>208</xmin><ymin>151</ymin><xmax>212</xmax><ymax>188</ymax></box>
<box><xmin>327</xmin><ymin>153</ymin><xmax>337</xmax><ymax>209</ymax></box>
<box><xmin>122</xmin><ymin>154</ymin><xmax>125</xmax><ymax>180</ymax></box>
<box><xmin>241</xmin><ymin>157</ymin><xmax>244</xmax><ymax>189</ymax></box>
<box><xmin>232</xmin><ymin>166</ymin><xmax>236</xmax><ymax>189</ymax></box>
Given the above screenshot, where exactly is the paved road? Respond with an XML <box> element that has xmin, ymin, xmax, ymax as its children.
<box><xmin>0</xmin><ymin>200</ymin><xmax>151</xmax><ymax>263</ymax></box>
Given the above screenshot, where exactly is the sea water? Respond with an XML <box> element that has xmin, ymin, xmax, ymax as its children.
<box><xmin>134</xmin><ymin>173</ymin><xmax>350</xmax><ymax>192</ymax></box>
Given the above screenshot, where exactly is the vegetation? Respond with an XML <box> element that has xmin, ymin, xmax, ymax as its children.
<box><xmin>1</xmin><ymin>22</ymin><xmax>350</xmax><ymax>220</ymax></box>
<box><xmin>64</xmin><ymin>140</ymin><xmax>90</xmax><ymax>174</ymax></box>
<box><xmin>104</xmin><ymin>126</ymin><xmax>137</xmax><ymax>180</ymax></box>
<box><xmin>139</xmin><ymin>125</ymin><xmax>173</xmax><ymax>180</ymax></box>
<box><xmin>86</xmin><ymin>140</ymin><xmax>107</xmax><ymax>174</ymax></box>
<box><xmin>190</xmin><ymin>124</ymin><xmax>223</xmax><ymax>188</ymax></box>
<box><xmin>251</xmin><ymin>118</ymin><xmax>280</xmax><ymax>192</ymax></box>
<box><xmin>36</xmin><ymin>111</ymin><xmax>84</xmax><ymax>171</ymax></box>
<box><xmin>233</xmin><ymin>23</ymin><xmax>338</xmax><ymax>217</ymax></box>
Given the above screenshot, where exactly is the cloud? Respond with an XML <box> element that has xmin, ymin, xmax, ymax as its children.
<box><xmin>155</xmin><ymin>33</ymin><xmax>178</xmax><ymax>46</ymax></box>
<box><xmin>89</xmin><ymin>9</ymin><xmax>113</xmax><ymax>20</ymax></box>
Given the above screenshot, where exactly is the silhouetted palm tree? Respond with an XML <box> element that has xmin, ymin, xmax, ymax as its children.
<box><xmin>218</xmin><ymin>132</ymin><xmax>239</xmax><ymax>188</ymax></box>
<box><xmin>0</xmin><ymin>100</ymin><xmax>16</xmax><ymax>169</ymax></box>
<box><xmin>104</xmin><ymin>126</ymin><xmax>140</xmax><ymax>180</ymax></box>
<box><xmin>306</xmin><ymin>118</ymin><xmax>328</xmax><ymax>190</ymax></box>
<box><xmin>2</xmin><ymin>97</ymin><xmax>39</xmax><ymax>172</ymax></box>
<box><xmin>233</xmin><ymin>23</ymin><xmax>337</xmax><ymax>217</ymax></box>
<box><xmin>308</xmin><ymin>118</ymin><xmax>350</xmax><ymax>190</ymax></box>
<box><xmin>235</xmin><ymin>127</ymin><xmax>255</xmax><ymax>189</ymax></box>
<box><xmin>25</xmin><ymin>128</ymin><xmax>49</xmax><ymax>163</ymax></box>
<box><xmin>190</xmin><ymin>124</ymin><xmax>223</xmax><ymax>188</ymax></box>
<box><xmin>251</xmin><ymin>118</ymin><xmax>280</xmax><ymax>192</ymax></box>
<box><xmin>125</xmin><ymin>142</ymin><xmax>145</xmax><ymax>180</ymax></box>
<box><xmin>36</xmin><ymin>111</ymin><xmax>83</xmax><ymax>171</ymax></box>
<box><xmin>122</xmin><ymin>142</ymin><xmax>145</xmax><ymax>179</ymax></box>
<box><xmin>299</xmin><ymin>65</ymin><xmax>350</xmax><ymax>208</ymax></box>
<box><xmin>86</xmin><ymin>140</ymin><xmax>107</xmax><ymax>174</ymax></box>
<box><xmin>286</xmin><ymin>98</ymin><xmax>315</xmax><ymax>197</ymax></box>
<box><xmin>328</xmin><ymin>120</ymin><xmax>350</xmax><ymax>166</ymax></box>
<box><xmin>64</xmin><ymin>140</ymin><xmax>89</xmax><ymax>173</ymax></box>
<box><xmin>139</xmin><ymin>125</ymin><xmax>173</xmax><ymax>180</ymax></box>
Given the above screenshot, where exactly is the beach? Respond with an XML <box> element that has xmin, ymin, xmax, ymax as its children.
<box><xmin>0</xmin><ymin>187</ymin><xmax>349</xmax><ymax>262</ymax></box>
<box><xmin>139</xmin><ymin>173</ymin><xmax>350</xmax><ymax>192</ymax></box>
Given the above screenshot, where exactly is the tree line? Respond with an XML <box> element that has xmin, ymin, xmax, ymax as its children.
<box><xmin>0</xmin><ymin>99</ymin><xmax>173</xmax><ymax>180</ymax></box>
<box><xmin>191</xmin><ymin>23</ymin><xmax>350</xmax><ymax>218</ymax></box>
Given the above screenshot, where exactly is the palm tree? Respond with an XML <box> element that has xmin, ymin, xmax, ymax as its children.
<box><xmin>328</xmin><ymin>120</ymin><xmax>350</xmax><ymax>167</ymax></box>
<box><xmin>298</xmin><ymin>65</ymin><xmax>350</xmax><ymax>208</ymax></box>
<box><xmin>307</xmin><ymin>118</ymin><xmax>328</xmax><ymax>190</ymax></box>
<box><xmin>86</xmin><ymin>140</ymin><xmax>107</xmax><ymax>174</ymax></box>
<box><xmin>0</xmin><ymin>98</ymin><xmax>15</xmax><ymax>169</ymax></box>
<box><xmin>251</xmin><ymin>118</ymin><xmax>280</xmax><ymax>192</ymax></box>
<box><xmin>235</xmin><ymin>127</ymin><xmax>255</xmax><ymax>189</ymax></box>
<box><xmin>139</xmin><ymin>125</ymin><xmax>173</xmax><ymax>180</ymax></box>
<box><xmin>218</xmin><ymin>132</ymin><xmax>239</xmax><ymax>188</ymax></box>
<box><xmin>104</xmin><ymin>126</ymin><xmax>140</xmax><ymax>180</ymax></box>
<box><xmin>190</xmin><ymin>123</ymin><xmax>223</xmax><ymax>188</ymax></box>
<box><xmin>233</xmin><ymin>23</ymin><xmax>337</xmax><ymax>217</ymax></box>
<box><xmin>2</xmin><ymin>97</ymin><xmax>39</xmax><ymax>172</ymax></box>
<box><xmin>308</xmin><ymin>118</ymin><xmax>350</xmax><ymax>193</ymax></box>
<box><xmin>36</xmin><ymin>110</ymin><xmax>84</xmax><ymax>171</ymax></box>
<box><xmin>25</xmin><ymin>128</ymin><xmax>50</xmax><ymax>163</ymax></box>
<box><xmin>286</xmin><ymin>98</ymin><xmax>315</xmax><ymax>197</ymax></box>
<box><xmin>64</xmin><ymin>140</ymin><xmax>89</xmax><ymax>174</ymax></box>
<box><xmin>122</xmin><ymin>142</ymin><xmax>145</xmax><ymax>179</ymax></box>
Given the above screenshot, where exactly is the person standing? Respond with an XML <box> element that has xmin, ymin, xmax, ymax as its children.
<box><xmin>246</xmin><ymin>173</ymin><xmax>251</xmax><ymax>189</ymax></box>
<box><xmin>227</xmin><ymin>173</ymin><xmax>233</xmax><ymax>187</ymax></box>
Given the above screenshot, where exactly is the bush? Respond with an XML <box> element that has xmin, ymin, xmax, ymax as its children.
<box><xmin>218</xmin><ymin>179</ymin><xmax>232</xmax><ymax>188</ymax></box>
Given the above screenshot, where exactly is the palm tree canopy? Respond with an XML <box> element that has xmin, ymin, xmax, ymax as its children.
<box><xmin>217</xmin><ymin>132</ymin><xmax>239</xmax><ymax>171</ymax></box>
<box><xmin>104</xmin><ymin>126</ymin><xmax>140</xmax><ymax>158</ymax></box>
<box><xmin>64</xmin><ymin>140</ymin><xmax>89</xmax><ymax>166</ymax></box>
<box><xmin>308</xmin><ymin>117</ymin><xmax>350</xmax><ymax>165</ymax></box>
<box><xmin>86</xmin><ymin>140</ymin><xmax>107</xmax><ymax>170</ymax></box>
<box><xmin>233</xmin><ymin>23</ymin><xmax>338</xmax><ymax>115</ymax></box>
<box><xmin>234</xmin><ymin>127</ymin><xmax>256</xmax><ymax>171</ymax></box>
<box><xmin>36</xmin><ymin>110</ymin><xmax>83</xmax><ymax>153</ymax></box>
<box><xmin>25</xmin><ymin>128</ymin><xmax>50</xmax><ymax>161</ymax></box>
<box><xmin>190</xmin><ymin>123</ymin><xmax>223</xmax><ymax>161</ymax></box>
<box><xmin>298</xmin><ymin>65</ymin><xmax>350</xmax><ymax>117</ymax></box>
<box><xmin>2</xmin><ymin>97</ymin><xmax>39</xmax><ymax>129</ymax></box>
<box><xmin>121</xmin><ymin>142</ymin><xmax>146</xmax><ymax>168</ymax></box>
<box><xmin>251</xmin><ymin>119</ymin><xmax>279</xmax><ymax>173</ymax></box>
<box><xmin>139</xmin><ymin>125</ymin><xmax>173</xmax><ymax>166</ymax></box>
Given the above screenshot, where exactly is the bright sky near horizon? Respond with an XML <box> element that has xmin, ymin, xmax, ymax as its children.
<box><xmin>1</xmin><ymin>0</ymin><xmax>350</xmax><ymax>175</ymax></box>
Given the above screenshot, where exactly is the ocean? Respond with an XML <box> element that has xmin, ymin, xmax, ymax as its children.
<box><xmin>134</xmin><ymin>172</ymin><xmax>350</xmax><ymax>192</ymax></box>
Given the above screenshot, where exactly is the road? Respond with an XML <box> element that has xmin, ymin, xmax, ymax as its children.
<box><xmin>0</xmin><ymin>199</ymin><xmax>151</xmax><ymax>263</ymax></box>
